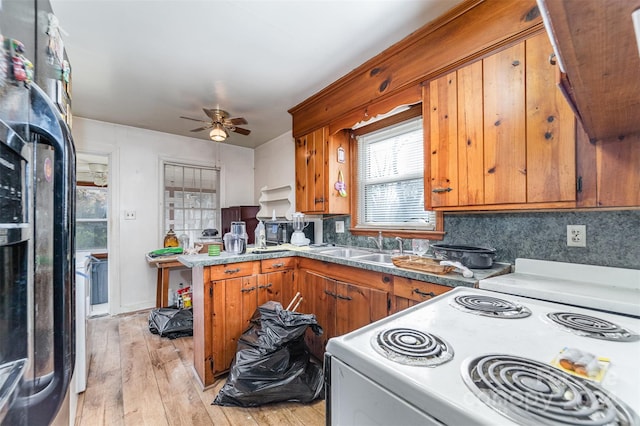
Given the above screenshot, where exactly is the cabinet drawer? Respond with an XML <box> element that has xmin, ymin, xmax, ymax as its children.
<box><xmin>394</xmin><ymin>277</ymin><xmax>452</xmax><ymax>302</ymax></box>
<box><xmin>209</xmin><ymin>261</ymin><xmax>258</xmax><ymax>281</ymax></box>
<box><xmin>260</xmin><ymin>257</ymin><xmax>295</xmax><ymax>273</ymax></box>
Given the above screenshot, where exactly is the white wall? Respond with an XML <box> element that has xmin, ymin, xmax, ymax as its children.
<box><xmin>253</xmin><ymin>131</ymin><xmax>322</xmax><ymax>243</ymax></box>
<box><xmin>71</xmin><ymin>117</ymin><xmax>255</xmax><ymax>314</ymax></box>
<box><xmin>253</xmin><ymin>130</ymin><xmax>295</xmax><ymax>203</ymax></box>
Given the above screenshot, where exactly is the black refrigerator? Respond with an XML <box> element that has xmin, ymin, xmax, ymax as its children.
<box><xmin>0</xmin><ymin>0</ymin><xmax>76</xmax><ymax>424</ymax></box>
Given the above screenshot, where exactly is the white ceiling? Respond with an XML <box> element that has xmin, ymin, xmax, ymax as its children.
<box><xmin>50</xmin><ymin>0</ymin><xmax>463</xmax><ymax>149</ymax></box>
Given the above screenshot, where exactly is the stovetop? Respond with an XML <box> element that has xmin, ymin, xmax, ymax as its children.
<box><xmin>479</xmin><ymin>259</ymin><xmax>640</xmax><ymax>317</ymax></box>
<box><xmin>326</xmin><ymin>287</ymin><xmax>640</xmax><ymax>425</ymax></box>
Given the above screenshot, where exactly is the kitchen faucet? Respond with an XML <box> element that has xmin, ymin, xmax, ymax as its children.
<box><xmin>368</xmin><ymin>231</ymin><xmax>384</xmax><ymax>252</ymax></box>
<box><xmin>395</xmin><ymin>236</ymin><xmax>404</xmax><ymax>254</ymax></box>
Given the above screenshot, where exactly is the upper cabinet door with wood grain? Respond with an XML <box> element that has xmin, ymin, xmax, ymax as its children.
<box><xmin>483</xmin><ymin>43</ymin><xmax>527</xmax><ymax>205</ymax></box>
<box><xmin>525</xmin><ymin>32</ymin><xmax>576</xmax><ymax>203</ymax></box>
<box><xmin>428</xmin><ymin>72</ymin><xmax>459</xmax><ymax>208</ymax></box>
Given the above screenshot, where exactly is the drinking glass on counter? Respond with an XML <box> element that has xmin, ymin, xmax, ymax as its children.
<box><xmin>412</xmin><ymin>239</ymin><xmax>430</xmax><ymax>257</ymax></box>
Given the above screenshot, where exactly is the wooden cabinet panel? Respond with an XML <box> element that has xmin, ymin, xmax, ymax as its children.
<box><xmin>298</xmin><ymin>268</ymin><xmax>390</xmax><ymax>360</ymax></box>
<box><xmin>260</xmin><ymin>257</ymin><xmax>295</xmax><ymax>273</ymax></box>
<box><xmin>393</xmin><ymin>277</ymin><xmax>452</xmax><ymax>310</ymax></box>
<box><xmin>483</xmin><ymin>43</ymin><xmax>527</xmax><ymax>205</ymax></box>
<box><xmin>525</xmin><ymin>33</ymin><xmax>576</xmax><ymax>203</ymax></box>
<box><xmin>208</xmin><ymin>261</ymin><xmax>259</xmax><ymax>281</ymax></box>
<box><xmin>457</xmin><ymin>61</ymin><xmax>485</xmax><ymax>206</ymax></box>
<box><xmin>596</xmin><ymin>134</ymin><xmax>640</xmax><ymax>207</ymax></box>
<box><xmin>428</xmin><ymin>71</ymin><xmax>458</xmax><ymax>208</ymax></box>
<box><xmin>256</xmin><ymin>270</ymin><xmax>286</xmax><ymax>306</ymax></box>
<box><xmin>295</xmin><ymin>127</ymin><xmax>350</xmax><ymax>215</ymax></box>
<box><xmin>427</xmin><ymin>33</ymin><xmax>578</xmax><ymax>211</ymax></box>
<box><xmin>211</xmin><ymin>275</ymin><xmax>259</xmax><ymax>376</ymax></box>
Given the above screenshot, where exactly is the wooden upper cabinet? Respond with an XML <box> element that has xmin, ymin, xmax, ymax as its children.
<box><xmin>427</xmin><ymin>32</ymin><xmax>576</xmax><ymax>210</ymax></box>
<box><xmin>295</xmin><ymin>127</ymin><xmax>350</xmax><ymax>215</ymax></box>
<box><xmin>537</xmin><ymin>0</ymin><xmax>640</xmax><ymax>142</ymax></box>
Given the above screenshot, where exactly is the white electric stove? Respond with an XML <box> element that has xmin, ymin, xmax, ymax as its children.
<box><xmin>325</xmin><ymin>260</ymin><xmax>640</xmax><ymax>426</ymax></box>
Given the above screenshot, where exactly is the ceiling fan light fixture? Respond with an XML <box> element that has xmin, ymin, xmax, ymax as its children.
<box><xmin>209</xmin><ymin>123</ymin><xmax>228</xmax><ymax>142</ymax></box>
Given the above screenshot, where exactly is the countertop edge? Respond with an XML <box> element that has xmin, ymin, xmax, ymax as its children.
<box><xmin>176</xmin><ymin>249</ymin><xmax>512</xmax><ymax>288</ymax></box>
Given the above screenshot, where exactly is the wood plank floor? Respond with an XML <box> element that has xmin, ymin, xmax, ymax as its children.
<box><xmin>75</xmin><ymin>310</ymin><xmax>325</xmax><ymax>425</ymax></box>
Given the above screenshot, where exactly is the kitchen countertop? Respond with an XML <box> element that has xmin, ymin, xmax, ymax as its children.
<box><xmin>177</xmin><ymin>244</ymin><xmax>512</xmax><ymax>288</ymax></box>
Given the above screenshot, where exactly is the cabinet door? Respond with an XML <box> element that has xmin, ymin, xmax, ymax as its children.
<box><xmin>257</xmin><ymin>270</ymin><xmax>286</xmax><ymax>306</ymax></box>
<box><xmin>525</xmin><ymin>32</ymin><xmax>576</xmax><ymax>203</ymax></box>
<box><xmin>295</xmin><ymin>128</ymin><xmax>326</xmax><ymax>213</ymax></box>
<box><xmin>211</xmin><ymin>275</ymin><xmax>258</xmax><ymax>375</ymax></box>
<box><xmin>428</xmin><ymin>71</ymin><xmax>459</xmax><ymax>208</ymax></box>
<box><xmin>334</xmin><ymin>281</ymin><xmax>389</xmax><ymax>336</ymax></box>
<box><xmin>483</xmin><ymin>42</ymin><xmax>527</xmax><ymax>205</ymax></box>
<box><xmin>298</xmin><ymin>270</ymin><xmax>335</xmax><ymax>360</ymax></box>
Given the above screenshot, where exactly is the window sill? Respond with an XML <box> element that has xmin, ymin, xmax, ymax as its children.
<box><xmin>349</xmin><ymin>227</ymin><xmax>445</xmax><ymax>241</ymax></box>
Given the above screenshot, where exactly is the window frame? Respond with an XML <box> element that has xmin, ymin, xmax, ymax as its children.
<box><xmin>75</xmin><ymin>184</ymin><xmax>109</xmax><ymax>251</ymax></box>
<box><xmin>163</xmin><ymin>162</ymin><xmax>221</xmax><ymax>244</ymax></box>
<box><xmin>349</xmin><ymin>104</ymin><xmax>444</xmax><ymax>240</ymax></box>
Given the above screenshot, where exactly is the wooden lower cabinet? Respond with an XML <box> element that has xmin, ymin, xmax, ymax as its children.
<box><xmin>193</xmin><ymin>256</ymin><xmax>454</xmax><ymax>387</ymax></box>
<box><xmin>194</xmin><ymin>259</ymin><xmax>293</xmax><ymax>387</ymax></box>
<box><xmin>295</xmin><ymin>259</ymin><xmax>392</xmax><ymax>360</ymax></box>
<box><xmin>391</xmin><ymin>276</ymin><xmax>453</xmax><ymax>314</ymax></box>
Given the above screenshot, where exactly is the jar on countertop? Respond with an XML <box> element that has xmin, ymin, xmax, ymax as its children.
<box><xmin>163</xmin><ymin>228</ymin><xmax>179</xmax><ymax>248</ymax></box>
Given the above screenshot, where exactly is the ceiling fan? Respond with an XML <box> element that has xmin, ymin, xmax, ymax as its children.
<box><xmin>180</xmin><ymin>108</ymin><xmax>250</xmax><ymax>142</ymax></box>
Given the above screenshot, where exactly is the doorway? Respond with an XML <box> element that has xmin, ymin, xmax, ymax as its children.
<box><xmin>75</xmin><ymin>153</ymin><xmax>110</xmax><ymax>317</ymax></box>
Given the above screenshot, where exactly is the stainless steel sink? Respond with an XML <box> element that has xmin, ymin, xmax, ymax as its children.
<box><xmin>316</xmin><ymin>247</ymin><xmax>373</xmax><ymax>258</ymax></box>
<box><xmin>352</xmin><ymin>253</ymin><xmax>395</xmax><ymax>265</ymax></box>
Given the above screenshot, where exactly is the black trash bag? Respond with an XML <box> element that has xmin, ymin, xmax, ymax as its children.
<box><xmin>213</xmin><ymin>301</ymin><xmax>324</xmax><ymax>407</ymax></box>
<box><xmin>148</xmin><ymin>307</ymin><xmax>193</xmax><ymax>339</ymax></box>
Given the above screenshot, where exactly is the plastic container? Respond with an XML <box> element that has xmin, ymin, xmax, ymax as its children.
<box><xmin>254</xmin><ymin>220</ymin><xmax>266</xmax><ymax>249</ymax></box>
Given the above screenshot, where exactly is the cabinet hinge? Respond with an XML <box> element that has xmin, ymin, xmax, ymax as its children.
<box><xmin>576</xmin><ymin>176</ymin><xmax>583</xmax><ymax>193</ymax></box>
<box><xmin>209</xmin><ymin>285</ymin><xmax>213</xmax><ymax>297</ymax></box>
<box><xmin>209</xmin><ymin>357</ymin><xmax>214</xmax><ymax>372</ymax></box>
<box><xmin>387</xmin><ymin>298</ymin><xmax>391</xmax><ymax>312</ymax></box>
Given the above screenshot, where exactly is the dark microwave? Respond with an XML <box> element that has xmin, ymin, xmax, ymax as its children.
<box><xmin>264</xmin><ymin>220</ymin><xmax>314</xmax><ymax>245</ymax></box>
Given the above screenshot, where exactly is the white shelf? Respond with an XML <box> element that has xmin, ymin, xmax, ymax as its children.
<box><xmin>257</xmin><ymin>185</ymin><xmax>294</xmax><ymax>220</ymax></box>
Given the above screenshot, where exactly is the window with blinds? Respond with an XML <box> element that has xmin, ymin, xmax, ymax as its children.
<box><xmin>357</xmin><ymin>117</ymin><xmax>436</xmax><ymax>230</ymax></box>
<box><xmin>164</xmin><ymin>163</ymin><xmax>220</xmax><ymax>243</ymax></box>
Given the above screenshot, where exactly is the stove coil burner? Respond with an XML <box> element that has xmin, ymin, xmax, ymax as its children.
<box><xmin>547</xmin><ymin>312</ymin><xmax>640</xmax><ymax>342</ymax></box>
<box><xmin>462</xmin><ymin>354</ymin><xmax>639</xmax><ymax>426</ymax></box>
<box><xmin>371</xmin><ymin>328</ymin><xmax>454</xmax><ymax>367</ymax></box>
<box><xmin>450</xmin><ymin>294</ymin><xmax>532</xmax><ymax>319</ymax></box>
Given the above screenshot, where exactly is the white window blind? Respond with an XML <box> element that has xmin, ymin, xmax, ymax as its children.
<box><xmin>164</xmin><ymin>163</ymin><xmax>220</xmax><ymax>243</ymax></box>
<box><xmin>357</xmin><ymin>117</ymin><xmax>436</xmax><ymax>230</ymax></box>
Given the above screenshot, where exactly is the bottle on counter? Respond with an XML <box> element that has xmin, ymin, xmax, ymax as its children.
<box><xmin>163</xmin><ymin>228</ymin><xmax>179</xmax><ymax>248</ymax></box>
<box><xmin>254</xmin><ymin>220</ymin><xmax>266</xmax><ymax>249</ymax></box>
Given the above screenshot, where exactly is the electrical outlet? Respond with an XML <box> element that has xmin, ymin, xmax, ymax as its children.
<box><xmin>124</xmin><ymin>210</ymin><xmax>136</xmax><ymax>220</ymax></box>
<box><xmin>335</xmin><ymin>221</ymin><xmax>345</xmax><ymax>233</ymax></box>
<box><xmin>567</xmin><ymin>224</ymin><xmax>586</xmax><ymax>247</ymax></box>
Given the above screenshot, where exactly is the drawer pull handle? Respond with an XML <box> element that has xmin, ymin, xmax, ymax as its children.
<box><xmin>241</xmin><ymin>286</ymin><xmax>256</xmax><ymax>293</ymax></box>
<box><xmin>413</xmin><ymin>289</ymin><xmax>436</xmax><ymax>298</ymax></box>
<box><xmin>271</xmin><ymin>262</ymin><xmax>285</xmax><ymax>268</ymax></box>
<box><xmin>336</xmin><ymin>294</ymin><xmax>353</xmax><ymax>301</ymax></box>
<box><xmin>324</xmin><ymin>289</ymin><xmax>337</xmax><ymax>298</ymax></box>
<box><xmin>224</xmin><ymin>268</ymin><xmax>241</xmax><ymax>274</ymax></box>
<box><xmin>258</xmin><ymin>283</ymin><xmax>273</xmax><ymax>289</ymax></box>
<box><xmin>432</xmin><ymin>187</ymin><xmax>452</xmax><ymax>193</ymax></box>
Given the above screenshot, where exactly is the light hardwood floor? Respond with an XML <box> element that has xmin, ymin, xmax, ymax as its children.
<box><xmin>75</xmin><ymin>310</ymin><xmax>325</xmax><ymax>425</ymax></box>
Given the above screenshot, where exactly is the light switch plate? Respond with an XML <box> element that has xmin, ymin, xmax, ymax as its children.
<box><xmin>335</xmin><ymin>221</ymin><xmax>345</xmax><ymax>233</ymax></box>
<box><xmin>125</xmin><ymin>210</ymin><xmax>136</xmax><ymax>220</ymax></box>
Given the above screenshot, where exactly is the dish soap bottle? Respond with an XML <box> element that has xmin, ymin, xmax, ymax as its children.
<box><xmin>163</xmin><ymin>228</ymin><xmax>179</xmax><ymax>248</ymax></box>
<box><xmin>254</xmin><ymin>220</ymin><xmax>266</xmax><ymax>249</ymax></box>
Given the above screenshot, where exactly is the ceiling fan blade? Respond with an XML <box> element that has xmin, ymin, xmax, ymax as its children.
<box><xmin>227</xmin><ymin>117</ymin><xmax>248</xmax><ymax>126</ymax></box>
<box><xmin>232</xmin><ymin>127</ymin><xmax>251</xmax><ymax>136</ymax></box>
<box><xmin>180</xmin><ymin>116</ymin><xmax>209</xmax><ymax>123</ymax></box>
<box><xmin>190</xmin><ymin>124</ymin><xmax>212</xmax><ymax>132</ymax></box>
